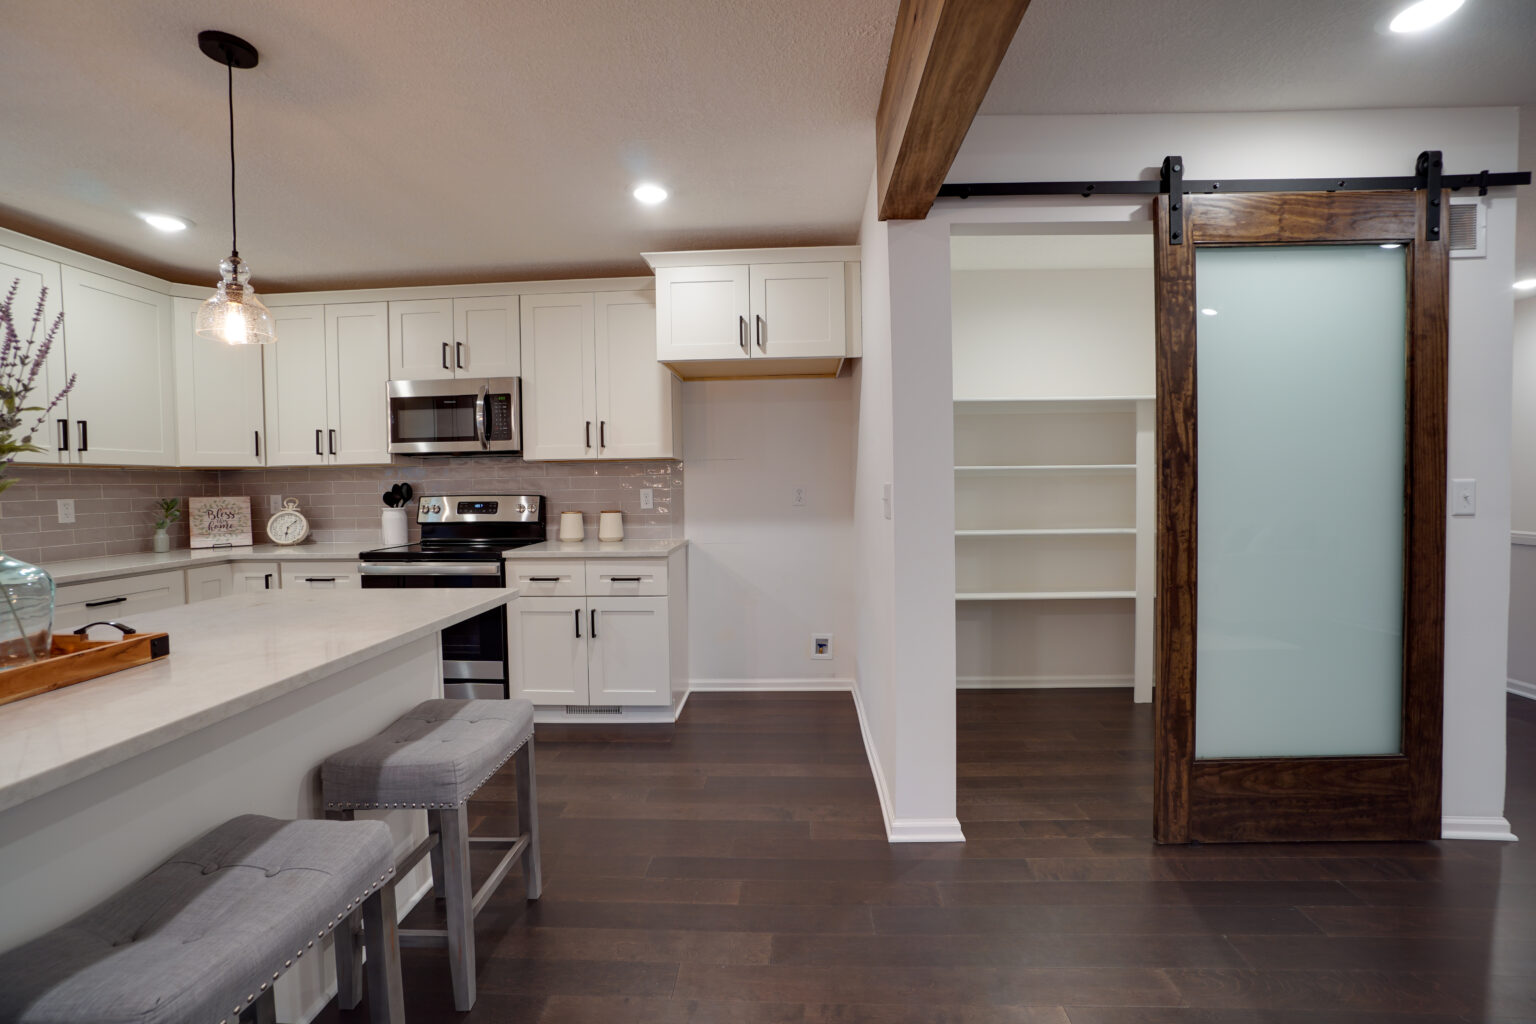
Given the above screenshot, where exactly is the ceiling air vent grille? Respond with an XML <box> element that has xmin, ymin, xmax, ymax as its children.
<box><xmin>1447</xmin><ymin>198</ymin><xmax>1485</xmax><ymax>258</ymax></box>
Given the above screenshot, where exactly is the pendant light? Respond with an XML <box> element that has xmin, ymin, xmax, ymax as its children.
<box><xmin>195</xmin><ymin>30</ymin><xmax>276</xmax><ymax>346</ymax></box>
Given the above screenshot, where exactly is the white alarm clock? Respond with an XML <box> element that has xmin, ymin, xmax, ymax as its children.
<box><xmin>266</xmin><ymin>498</ymin><xmax>310</xmax><ymax>546</ymax></box>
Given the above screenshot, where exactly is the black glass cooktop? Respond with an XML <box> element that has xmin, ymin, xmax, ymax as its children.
<box><xmin>359</xmin><ymin>537</ymin><xmax>542</xmax><ymax>562</ymax></box>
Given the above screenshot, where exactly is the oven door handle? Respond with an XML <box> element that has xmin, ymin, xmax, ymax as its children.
<box><xmin>475</xmin><ymin>383</ymin><xmax>489</xmax><ymax>450</ymax></box>
<box><xmin>358</xmin><ymin>562</ymin><xmax>503</xmax><ymax>576</ymax></box>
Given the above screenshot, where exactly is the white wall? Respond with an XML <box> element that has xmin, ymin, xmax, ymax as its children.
<box><xmin>1511</xmin><ymin>296</ymin><xmax>1536</xmax><ymax>694</ymax></box>
<box><xmin>951</xmin><ymin>268</ymin><xmax>1154</xmax><ymax>400</ymax></box>
<box><xmin>681</xmin><ymin>378</ymin><xmax>857</xmax><ymax>686</ymax></box>
<box><xmin>864</xmin><ymin>107</ymin><xmax>1519</xmax><ymax>840</ymax></box>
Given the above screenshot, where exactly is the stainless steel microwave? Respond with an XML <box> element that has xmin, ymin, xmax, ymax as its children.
<box><xmin>386</xmin><ymin>377</ymin><xmax>521</xmax><ymax>455</ymax></box>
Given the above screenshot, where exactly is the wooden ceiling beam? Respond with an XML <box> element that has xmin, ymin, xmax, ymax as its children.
<box><xmin>875</xmin><ymin>0</ymin><xmax>1033</xmax><ymax>221</ymax></box>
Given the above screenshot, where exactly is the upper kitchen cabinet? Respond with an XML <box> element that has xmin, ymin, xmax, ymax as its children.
<box><xmin>388</xmin><ymin>296</ymin><xmax>519</xmax><ymax>380</ymax></box>
<box><xmin>265</xmin><ymin>302</ymin><xmax>390</xmax><ymax>466</ymax></box>
<box><xmin>172</xmin><ymin>297</ymin><xmax>265</xmax><ymax>467</ymax></box>
<box><xmin>59</xmin><ymin>266</ymin><xmax>176</xmax><ymax>466</ymax></box>
<box><xmin>645</xmin><ymin>246</ymin><xmax>860</xmax><ymax>380</ymax></box>
<box><xmin>522</xmin><ymin>290</ymin><xmax>679</xmax><ymax>461</ymax></box>
<box><xmin>0</xmin><ymin>245</ymin><xmax>68</xmax><ymax>464</ymax></box>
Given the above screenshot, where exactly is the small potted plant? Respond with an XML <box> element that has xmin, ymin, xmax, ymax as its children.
<box><xmin>152</xmin><ymin>498</ymin><xmax>181</xmax><ymax>553</ymax></box>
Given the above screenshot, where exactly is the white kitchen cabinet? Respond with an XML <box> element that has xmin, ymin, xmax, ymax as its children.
<box><xmin>520</xmin><ymin>292</ymin><xmax>596</xmax><ymax>460</ymax></box>
<box><xmin>54</xmin><ymin>570</ymin><xmax>186</xmax><ymax>633</ymax></box>
<box><xmin>231</xmin><ymin>562</ymin><xmax>280</xmax><ymax>592</ymax></box>
<box><xmin>646</xmin><ymin>248</ymin><xmax>858</xmax><ymax>380</ymax></box>
<box><xmin>508</xmin><ymin>596</ymin><xmax>590</xmax><ymax>704</ymax></box>
<box><xmin>58</xmin><ymin>266</ymin><xmax>175</xmax><ymax>466</ymax></box>
<box><xmin>279</xmin><ymin>561</ymin><xmax>361</xmax><ymax>590</ymax></box>
<box><xmin>185</xmin><ymin>563</ymin><xmax>235</xmax><ymax>602</ymax></box>
<box><xmin>586</xmin><ymin>596</ymin><xmax>670</xmax><ymax>704</ymax></box>
<box><xmin>172</xmin><ymin>297</ymin><xmax>265</xmax><ymax>467</ymax></box>
<box><xmin>522</xmin><ymin>290</ymin><xmax>678</xmax><ymax>461</ymax></box>
<box><xmin>264</xmin><ymin>303</ymin><xmax>389</xmax><ymax>466</ymax></box>
<box><xmin>0</xmin><ymin>245</ymin><xmax>68</xmax><ymax>464</ymax></box>
<box><xmin>389</xmin><ymin>296</ymin><xmax>519</xmax><ymax>380</ymax></box>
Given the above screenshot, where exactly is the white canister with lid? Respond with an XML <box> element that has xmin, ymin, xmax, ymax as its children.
<box><xmin>558</xmin><ymin>510</ymin><xmax>585</xmax><ymax>542</ymax></box>
<box><xmin>598</xmin><ymin>510</ymin><xmax>624</xmax><ymax>542</ymax></box>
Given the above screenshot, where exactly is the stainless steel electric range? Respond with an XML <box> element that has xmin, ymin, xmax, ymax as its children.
<box><xmin>358</xmin><ymin>493</ymin><xmax>545</xmax><ymax>699</ymax></box>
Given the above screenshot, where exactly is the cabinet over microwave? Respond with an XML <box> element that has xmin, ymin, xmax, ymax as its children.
<box><xmin>386</xmin><ymin>376</ymin><xmax>521</xmax><ymax>455</ymax></box>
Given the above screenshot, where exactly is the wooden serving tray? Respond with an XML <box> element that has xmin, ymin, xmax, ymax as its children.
<box><xmin>0</xmin><ymin>626</ymin><xmax>171</xmax><ymax>708</ymax></box>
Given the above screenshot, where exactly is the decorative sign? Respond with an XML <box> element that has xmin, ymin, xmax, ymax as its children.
<box><xmin>188</xmin><ymin>496</ymin><xmax>253</xmax><ymax>548</ymax></box>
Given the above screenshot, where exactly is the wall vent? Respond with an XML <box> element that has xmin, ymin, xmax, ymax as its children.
<box><xmin>563</xmin><ymin>704</ymin><xmax>622</xmax><ymax>714</ymax></box>
<box><xmin>1448</xmin><ymin>197</ymin><xmax>1486</xmax><ymax>258</ymax></box>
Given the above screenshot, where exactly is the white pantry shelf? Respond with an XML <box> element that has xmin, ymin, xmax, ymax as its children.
<box><xmin>955</xmin><ymin>464</ymin><xmax>1136</xmax><ymax>475</ymax></box>
<box><xmin>955</xmin><ymin>528</ymin><xmax>1135</xmax><ymax>537</ymax></box>
<box><xmin>956</xmin><ymin>591</ymin><xmax>1137</xmax><ymax>602</ymax></box>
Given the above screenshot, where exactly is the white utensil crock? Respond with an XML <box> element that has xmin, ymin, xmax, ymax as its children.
<box><xmin>381</xmin><ymin>507</ymin><xmax>409</xmax><ymax>547</ymax></box>
<box><xmin>598</xmin><ymin>510</ymin><xmax>624</xmax><ymax>542</ymax></box>
<box><xmin>559</xmin><ymin>511</ymin><xmax>585</xmax><ymax>542</ymax></box>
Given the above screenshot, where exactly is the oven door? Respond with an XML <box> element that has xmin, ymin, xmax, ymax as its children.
<box><xmin>359</xmin><ymin>562</ymin><xmax>509</xmax><ymax>699</ymax></box>
<box><xmin>386</xmin><ymin>377</ymin><xmax>521</xmax><ymax>455</ymax></box>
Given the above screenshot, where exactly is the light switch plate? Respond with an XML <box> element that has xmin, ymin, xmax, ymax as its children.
<box><xmin>56</xmin><ymin>499</ymin><xmax>75</xmax><ymax>524</ymax></box>
<box><xmin>1452</xmin><ymin>478</ymin><xmax>1476</xmax><ymax>517</ymax></box>
<box><xmin>792</xmin><ymin>485</ymin><xmax>806</xmax><ymax>508</ymax></box>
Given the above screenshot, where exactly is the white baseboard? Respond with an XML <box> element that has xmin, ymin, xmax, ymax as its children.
<box><xmin>689</xmin><ymin>677</ymin><xmax>854</xmax><ymax>692</ymax></box>
<box><xmin>1442</xmin><ymin>816</ymin><xmax>1519</xmax><ymax>842</ymax></box>
<box><xmin>958</xmin><ymin>675</ymin><xmax>1132</xmax><ymax>690</ymax></box>
<box><xmin>849</xmin><ymin>684</ymin><xmax>966</xmax><ymax>845</ymax></box>
<box><xmin>1508</xmin><ymin>678</ymin><xmax>1536</xmax><ymax>701</ymax></box>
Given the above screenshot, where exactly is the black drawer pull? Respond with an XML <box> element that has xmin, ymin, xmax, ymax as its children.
<box><xmin>302</xmin><ymin>576</ymin><xmax>338</xmax><ymax>583</ymax></box>
<box><xmin>528</xmin><ymin>576</ymin><xmax>561</xmax><ymax>582</ymax></box>
<box><xmin>264</xmin><ymin>573</ymin><xmax>273</xmax><ymax>590</ymax></box>
<box><xmin>607</xmin><ymin>576</ymin><xmax>642</xmax><ymax>583</ymax></box>
<box><xmin>84</xmin><ymin>596</ymin><xmax>128</xmax><ymax>608</ymax></box>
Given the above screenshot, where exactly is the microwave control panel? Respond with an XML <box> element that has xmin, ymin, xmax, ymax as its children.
<box><xmin>487</xmin><ymin>393</ymin><xmax>514</xmax><ymax>440</ymax></box>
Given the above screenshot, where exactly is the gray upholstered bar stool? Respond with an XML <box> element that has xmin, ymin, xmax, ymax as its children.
<box><xmin>321</xmin><ymin>697</ymin><xmax>541</xmax><ymax>1011</ymax></box>
<box><xmin>0</xmin><ymin>814</ymin><xmax>403</xmax><ymax>1024</ymax></box>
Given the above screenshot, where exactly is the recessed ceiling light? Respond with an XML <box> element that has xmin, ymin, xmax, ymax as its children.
<box><xmin>1200</xmin><ymin>308</ymin><xmax>1219</xmax><ymax>316</ymax></box>
<box><xmin>632</xmin><ymin>183</ymin><xmax>668</xmax><ymax>205</ymax></box>
<box><xmin>1388</xmin><ymin>0</ymin><xmax>1466</xmax><ymax>33</ymax></box>
<box><xmin>1380</xmin><ymin>243</ymin><xmax>1403</xmax><ymax>249</ymax></box>
<box><xmin>140</xmin><ymin>213</ymin><xmax>190</xmax><ymax>233</ymax></box>
<box><xmin>1515</xmin><ymin>278</ymin><xmax>1536</xmax><ymax>292</ymax></box>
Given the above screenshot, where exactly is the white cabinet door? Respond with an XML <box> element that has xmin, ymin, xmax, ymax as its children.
<box><xmin>454</xmin><ymin>296</ymin><xmax>520</xmax><ymax>378</ymax></box>
<box><xmin>747</xmin><ymin>262</ymin><xmax>846</xmax><ymax>359</ymax></box>
<box><xmin>0</xmin><ymin>245</ymin><xmax>68</xmax><ymax>464</ymax></box>
<box><xmin>388</xmin><ymin>299</ymin><xmax>454</xmax><ymax>380</ymax></box>
<box><xmin>520</xmin><ymin>292</ymin><xmax>596</xmax><ymax>461</ymax></box>
<box><xmin>326</xmin><ymin>303</ymin><xmax>391</xmax><ymax>465</ymax></box>
<box><xmin>280</xmin><ymin>561</ymin><xmax>361</xmax><ymax>589</ymax></box>
<box><xmin>586</xmin><ymin>596</ymin><xmax>670</xmax><ymax>705</ymax></box>
<box><xmin>59</xmin><ymin>267</ymin><xmax>175</xmax><ymax>466</ymax></box>
<box><xmin>655</xmin><ymin>265</ymin><xmax>750</xmax><ymax>362</ymax></box>
<box><xmin>595</xmin><ymin>290</ymin><xmax>677</xmax><ymax>460</ymax></box>
<box><xmin>172</xmin><ymin>297</ymin><xmax>265</xmax><ymax>467</ymax></box>
<box><xmin>264</xmin><ymin>306</ymin><xmax>328</xmax><ymax>466</ymax></box>
<box><xmin>508</xmin><ymin>597</ymin><xmax>588</xmax><ymax>704</ymax></box>
<box><xmin>185</xmin><ymin>563</ymin><xmax>235</xmax><ymax>602</ymax></box>
<box><xmin>231</xmin><ymin>561</ymin><xmax>280</xmax><ymax>592</ymax></box>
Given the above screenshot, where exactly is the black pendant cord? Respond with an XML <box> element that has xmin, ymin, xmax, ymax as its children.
<box><xmin>227</xmin><ymin>58</ymin><xmax>238</xmax><ymax>260</ymax></box>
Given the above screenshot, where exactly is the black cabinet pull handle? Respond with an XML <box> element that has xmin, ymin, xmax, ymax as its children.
<box><xmin>77</xmin><ymin>420</ymin><xmax>88</xmax><ymax>452</ymax></box>
<box><xmin>254</xmin><ymin>430</ymin><xmax>261</xmax><ymax>458</ymax></box>
<box><xmin>303</xmin><ymin>577</ymin><xmax>338</xmax><ymax>583</ymax></box>
<box><xmin>315</xmin><ymin>429</ymin><xmax>323</xmax><ymax>456</ymax></box>
<box><xmin>574</xmin><ymin>608</ymin><xmax>581</xmax><ymax>638</ymax></box>
<box><xmin>84</xmin><ymin>596</ymin><xmax>127</xmax><ymax>608</ymax></box>
<box><xmin>328</xmin><ymin>429</ymin><xmax>337</xmax><ymax>455</ymax></box>
<box><xmin>264</xmin><ymin>573</ymin><xmax>273</xmax><ymax>590</ymax></box>
<box><xmin>442</xmin><ymin>342</ymin><xmax>450</xmax><ymax>370</ymax></box>
<box><xmin>58</xmin><ymin>419</ymin><xmax>69</xmax><ymax>451</ymax></box>
<box><xmin>608</xmin><ymin>576</ymin><xmax>642</xmax><ymax>583</ymax></box>
<box><xmin>590</xmin><ymin>608</ymin><xmax>598</xmax><ymax>638</ymax></box>
<box><xmin>599</xmin><ymin>420</ymin><xmax>606</xmax><ymax>448</ymax></box>
<box><xmin>739</xmin><ymin>314</ymin><xmax>748</xmax><ymax>351</ymax></box>
<box><xmin>585</xmin><ymin>421</ymin><xmax>591</xmax><ymax>448</ymax></box>
<box><xmin>529</xmin><ymin>576</ymin><xmax>561</xmax><ymax>582</ymax></box>
<box><xmin>756</xmin><ymin>314</ymin><xmax>765</xmax><ymax>351</ymax></box>
<box><xmin>456</xmin><ymin>342</ymin><xmax>465</xmax><ymax>369</ymax></box>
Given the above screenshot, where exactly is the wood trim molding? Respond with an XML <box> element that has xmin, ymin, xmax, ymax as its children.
<box><xmin>875</xmin><ymin>0</ymin><xmax>1033</xmax><ymax>221</ymax></box>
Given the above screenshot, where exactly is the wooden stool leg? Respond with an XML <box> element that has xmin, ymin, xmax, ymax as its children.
<box><xmin>427</xmin><ymin>809</ymin><xmax>447</xmax><ymax>899</ymax></box>
<box><xmin>361</xmin><ymin>883</ymin><xmax>405</xmax><ymax>1024</ymax></box>
<box><xmin>238</xmin><ymin>988</ymin><xmax>276</xmax><ymax>1024</ymax></box>
<box><xmin>515</xmin><ymin>740</ymin><xmax>542</xmax><ymax>900</ymax></box>
<box><xmin>325</xmin><ymin>809</ymin><xmax>364</xmax><ymax>1009</ymax></box>
<box><xmin>439</xmin><ymin>803</ymin><xmax>477</xmax><ymax>1010</ymax></box>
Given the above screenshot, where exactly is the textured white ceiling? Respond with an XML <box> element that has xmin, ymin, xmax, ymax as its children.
<box><xmin>982</xmin><ymin>0</ymin><xmax>1536</xmax><ymax>116</ymax></box>
<box><xmin>0</xmin><ymin>1</ymin><xmax>898</xmax><ymax>291</ymax></box>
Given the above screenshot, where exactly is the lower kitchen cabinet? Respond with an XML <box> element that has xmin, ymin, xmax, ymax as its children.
<box><xmin>185</xmin><ymin>564</ymin><xmax>235</xmax><ymax>602</ymax></box>
<box><xmin>231</xmin><ymin>562</ymin><xmax>280</xmax><ymax>593</ymax></box>
<box><xmin>586</xmin><ymin>596</ymin><xmax>669</xmax><ymax>703</ymax></box>
<box><xmin>54</xmin><ymin>570</ymin><xmax>187</xmax><ymax>633</ymax></box>
<box><xmin>508</xmin><ymin>596</ymin><xmax>589</xmax><ymax>704</ymax></box>
<box><xmin>279</xmin><ymin>561</ymin><xmax>360</xmax><ymax>590</ymax></box>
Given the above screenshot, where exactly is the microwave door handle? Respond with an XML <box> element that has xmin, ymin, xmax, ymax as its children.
<box><xmin>475</xmin><ymin>384</ymin><xmax>489</xmax><ymax>450</ymax></box>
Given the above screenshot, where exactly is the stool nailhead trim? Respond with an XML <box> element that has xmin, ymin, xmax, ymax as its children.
<box><xmin>324</xmin><ymin>733</ymin><xmax>530</xmax><ymax>812</ymax></box>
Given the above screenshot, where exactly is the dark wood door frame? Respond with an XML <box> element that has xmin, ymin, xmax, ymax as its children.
<box><xmin>1153</xmin><ymin>190</ymin><xmax>1448</xmax><ymax>843</ymax></box>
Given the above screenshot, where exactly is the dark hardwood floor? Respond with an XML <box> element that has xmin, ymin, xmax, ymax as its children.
<box><xmin>321</xmin><ymin>690</ymin><xmax>1536</xmax><ymax>1023</ymax></box>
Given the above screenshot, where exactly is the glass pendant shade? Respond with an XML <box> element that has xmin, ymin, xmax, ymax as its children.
<box><xmin>195</xmin><ymin>256</ymin><xmax>276</xmax><ymax>345</ymax></box>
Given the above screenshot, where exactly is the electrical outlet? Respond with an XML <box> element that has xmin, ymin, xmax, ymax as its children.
<box><xmin>792</xmin><ymin>485</ymin><xmax>807</xmax><ymax>508</ymax></box>
<box><xmin>811</xmin><ymin>633</ymin><xmax>833</xmax><ymax>660</ymax></box>
<box><xmin>56</xmin><ymin>499</ymin><xmax>75</xmax><ymax>524</ymax></box>
<box><xmin>268</xmin><ymin>494</ymin><xmax>282</xmax><ymax>512</ymax></box>
<box><xmin>639</xmin><ymin>488</ymin><xmax>654</xmax><ymax>510</ymax></box>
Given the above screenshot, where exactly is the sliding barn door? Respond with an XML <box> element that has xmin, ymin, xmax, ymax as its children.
<box><xmin>1153</xmin><ymin>190</ymin><xmax>1447</xmax><ymax>843</ymax></box>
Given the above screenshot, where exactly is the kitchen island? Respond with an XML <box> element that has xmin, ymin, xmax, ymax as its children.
<box><xmin>0</xmin><ymin>588</ymin><xmax>513</xmax><ymax>1021</ymax></box>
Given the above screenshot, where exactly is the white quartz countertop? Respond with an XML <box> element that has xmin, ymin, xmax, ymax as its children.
<box><xmin>45</xmin><ymin>544</ymin><xmax>370</xmax><ymax>586</ymax></box>
<box><xmin>0</xmin><ymin>588</ymin><xmax>513</xmax><ymax>813</ymax></box>
<box><xmin>505</xmin><ymin>538</ymin><xmax>688</xmax><ymax>559</ymax></box>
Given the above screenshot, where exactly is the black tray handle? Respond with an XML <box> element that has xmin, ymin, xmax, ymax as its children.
<box><xmin>73</xmin><ymin>621</ymin><xmax>137</xmax><ymax>636</ymax></box>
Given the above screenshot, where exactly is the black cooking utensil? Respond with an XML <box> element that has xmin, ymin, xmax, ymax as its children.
<box><xmin>398</xmin><ymin>483</ymin><xmax>413</xmax><ymax>503</ymax></box>
<box><xmin>382</xmin><ymin>491</ymin><xmax>398</xmax><ymax>508</ymax></box>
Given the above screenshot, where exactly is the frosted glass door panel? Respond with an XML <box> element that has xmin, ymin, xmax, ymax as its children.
<box><xmin>1194</xmin><ymin>245</ymin><xmax>1406</xmax><ymax>758</ymax></box>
